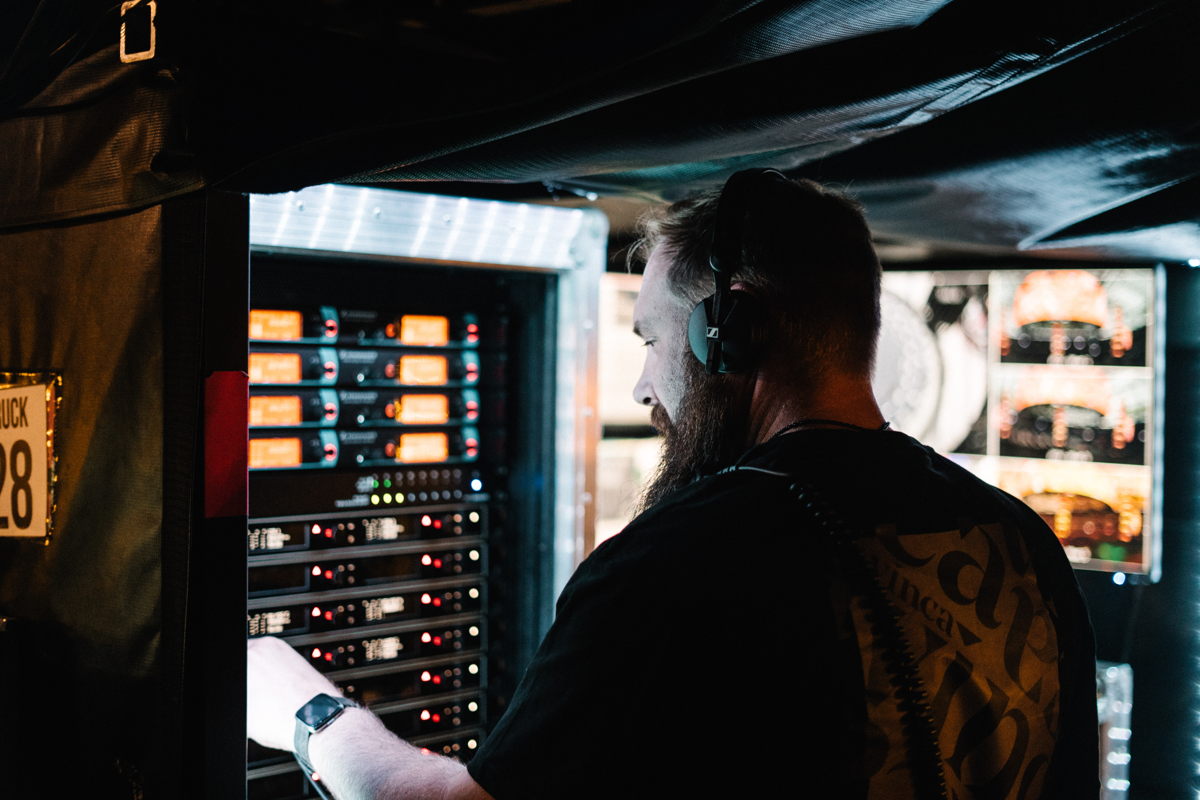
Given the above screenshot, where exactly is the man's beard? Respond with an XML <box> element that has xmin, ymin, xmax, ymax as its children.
<box><xmin>635</xmin><ymin>353</ymin><xmax>750</xmax><ymax>515</ymax></box>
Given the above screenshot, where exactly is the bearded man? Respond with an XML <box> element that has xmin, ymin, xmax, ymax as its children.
<box><xmin>247</xmin><ymin>171</ymin><xmax>1099</xmax><ymax>799</ymax></box>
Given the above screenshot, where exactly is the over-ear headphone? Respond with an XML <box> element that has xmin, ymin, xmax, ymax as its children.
<box><xmin>687</xmin><ymin>168</ymin><xmax>787</xmax><ymax>374</ymax></box>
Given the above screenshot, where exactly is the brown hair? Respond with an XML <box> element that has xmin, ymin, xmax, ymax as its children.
<box><xmin>631</xmin><ymin>175</ymin><xmax>882</xmax><ymax>376</ymax></box>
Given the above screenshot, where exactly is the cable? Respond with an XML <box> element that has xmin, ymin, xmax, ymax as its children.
<box><xmin>789</xmin><ymin>481</ymin><xmax>947</xmax><ymax>800</ymax></box>
<box><xmin>719</xmin><ymin>464</ymin><xmax>947</xmax><ymax>799</ymax></box>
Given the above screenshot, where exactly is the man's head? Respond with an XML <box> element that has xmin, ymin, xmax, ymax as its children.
<box><xmin>630</xmin><ymin>172</ymin><xmax>882</xmax><ymax>510</ymax></box>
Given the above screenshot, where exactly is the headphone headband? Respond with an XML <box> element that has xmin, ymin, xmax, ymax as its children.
<box><xmin>709</xmin><ymin>169</ymin><xmax>786</xmax><ymax>275</ymax></box>
<box><xmin>689</xmin><ymin>168</ymin><xmax>788</xmax><ymax>374</ymax></box>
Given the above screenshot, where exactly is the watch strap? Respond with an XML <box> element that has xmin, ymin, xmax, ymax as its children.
<box><xmin>294</xmin><ymin>693</ymin><xmax>357</xmax><ymax>799</ymax></box>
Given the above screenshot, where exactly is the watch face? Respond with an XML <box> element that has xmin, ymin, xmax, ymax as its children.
<box><xmin>297</xmin><ymin>694</ymin><xmax>347</xmax><ymax>730</ymax></box>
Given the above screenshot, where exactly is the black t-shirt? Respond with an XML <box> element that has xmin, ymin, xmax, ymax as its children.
<box><xmin>467</xmin><ymin>429</ymin><xmax>1099</xmax><ymax>799</ymax></box>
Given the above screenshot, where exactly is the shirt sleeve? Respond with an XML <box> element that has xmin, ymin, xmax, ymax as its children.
<box><xmin>466</xmin><ymin>529</ymin><xmax>666</xmax><ymax>800</ymax></box>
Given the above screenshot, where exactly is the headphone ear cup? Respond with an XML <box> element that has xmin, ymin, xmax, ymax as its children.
<box><xmin>688</xmin><ymin>296</ymin><xmax>714</xmax><ymax>367</ymax></box>
<box><xmin>688</xmin><ymin>290</ymin><xmax>763</xmax><ymax>374</ymax></box>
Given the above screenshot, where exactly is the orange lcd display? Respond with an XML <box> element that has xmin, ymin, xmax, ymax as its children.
<box><xmin>250</xmin><ymin>395</ymin><xmax>303</xmax><ymax>427</ymax></box>
<box><xmin>250</xmin><ymin>309</ymin><xmax>304</xmax><ymax>341</ymax></box>
<box><xmin>249</xmin><ymin>438</ymin><xmax>303</xmax><ymax>469</ymax></box>
<box><xmin>396</xmin><ymin>433</ymin><xmax>449</xmax><ymax>463</ymax></box>
<box><xmin>398</xmin><ymin>315</ymin><xmax>450</xmax><ymax>346</ymax></box>
<box><xmin>398</xmin><ymin>355</ymin><xmax>449</xmax><ymax>386</ymax></box>
<box><xmin>397</xmin><ymin>394</ymin><xmax>450</xmax><ymax>425</ymax></box>
<box><xmin>249</xmin><ymin>353</ymin><xmax>303</xmax><ymax>384</ymax></box>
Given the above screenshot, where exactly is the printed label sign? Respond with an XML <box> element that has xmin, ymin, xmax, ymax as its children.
<box><xmin>0</xmin><ymin>382</ymin><xmax>52</xmax><ymax>539</ymax></box>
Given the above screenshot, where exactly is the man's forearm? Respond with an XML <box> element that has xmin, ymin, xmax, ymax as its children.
<box><xmin>307</xmin><ymin>707</ymin><xmax>490</xmax><ymax>800</ymax></box>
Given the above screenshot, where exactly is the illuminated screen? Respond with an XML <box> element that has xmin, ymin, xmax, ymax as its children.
<box><xmin>397</xmin><ymin>394</ymin><xmax>450</xmax><ymax>425</ymax></box>
<box><xmin>249</xmin><ymin>353</ymin><xmax>302</xmax><ymax>384</ymax></box>
<box><xmin>250</xmin><ymin>395</ymin><xmax>303</xmax><ymax>427</ymax></box>
<box><xmin>250</xmin><ymin>309</ymin><xmax>304</xmax><ymax>341</ymax></box>
<box><xmin>874</xmin><ymin>267</ymin><xmax>1160</xmax><ymax>578</ymax></box>
<box><xmin>250</xmin><ymin>437</ymin><xmax>303</xmax><ymax>469</ymax></box>
<box><xmin>399</xmin><ymin>315</ymin><xmax>450</xmax><ymax>346</ymax></box>
<box><xmin>396</xmin><ymin>432</ymin><xmax>449</xmax><ymax>463</ymax></box>
<box><xmin>399</xmin><ymin>355</ymin><xmax>449</xmax><ymax>386</ymax></box>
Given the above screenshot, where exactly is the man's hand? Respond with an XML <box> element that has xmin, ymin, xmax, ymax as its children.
<box><xmin>247</xmin><ymin>635</ymin><xmax>342</xmax><ymax>752</ymax></box>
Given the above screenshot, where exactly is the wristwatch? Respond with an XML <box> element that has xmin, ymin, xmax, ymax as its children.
<box><xmin>294</xmin><ymin>693</ymin><xmax>358</xmax><ymax>799</ymax></box>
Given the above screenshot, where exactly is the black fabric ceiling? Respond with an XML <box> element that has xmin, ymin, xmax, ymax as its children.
<box><xmin>2</xmin><ymin>0</ymin><xmax>1197</xmax><ymax>260</ymax></box>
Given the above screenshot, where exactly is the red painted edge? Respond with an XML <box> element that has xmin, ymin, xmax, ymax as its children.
<box><xmin>204</xmin><ymin>371</ymin><xmax>248</xmax><ymax>519</ymax></box>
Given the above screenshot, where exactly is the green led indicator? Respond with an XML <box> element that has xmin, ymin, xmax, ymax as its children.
<box><xmin>383</xmin><ymin>478</ymin><xmax>392</xmax><ymax>488</ymax></box>
<box><xmin>372</xmin><ymin>479</ymin><xmax>380</xmax><ymax>489</ymax></box>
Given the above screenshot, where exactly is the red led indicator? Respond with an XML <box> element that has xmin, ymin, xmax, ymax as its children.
<box><xmin>432</xmin><ymin>636</ymin><xmax>443</xmax><ymax>646</ymax></box>
<box><xmin>433</xmin><ymin>559</ymin><xmax>443</xmax><ymax>569</ymax></box>
<box><xmin>385</xmin><ymin>403</ymin><xmax>396</xmax><ymax>418</ymax></box>
<box><xmin>324</xmin><ymin>653</ymin><xmax>333</xmax><ymax>662</ymax></box>
<box><xmin>433</xmin><ymin>519</ymin><xmax>443</xmax><ymax>529</ymax></box>
<box><xmin>324</xmin><ymin>403</ymin><xmax>338</xmax><ymax>420</ymax></box>
<box><xmin>466</xmin><ymin>334</ymin><xmax>479</xmax><ymax>344</ymax></box>
<box><xmin>323</xmin><ymin>570</ymin><xmax>334</xmax><ymax>580</ymax></box>
<box><xmin>431</xmin><ymin>713</ymin><xmax>442</xmax><ymax>723</ymax></box>
<box><xmin>466</xmin><ymin>438</ymin><xmax>479</xmax><ymax>448</ymax></box>
<box><xmin>324</xmin><ymin>319</ymin><xmax>339</xmax><ymax>338</ymax></box>
<box><xmin>433</xmin><ymin>598</ymin><xmax>443</xmax><ymax>607</ymax></box>
<box><xmin>324</xmin><ymin>611</ymin><xmax>334</xmax><ymax>621</ymax></box>
<box><xmin>467</xmin><ymin>324</ymin><xmax>479</xmax><ymax>334</ymax></box>
<box><xmin>323</xmin><ymin>443</ymin><xmax>338</xmax><ymax>461</ymax></box>
<box><xmin>323</xmin><ymin>361</ymin><xmax>337</xmax><ymax>377</ymax></box>
<box><xmin>324</xmin><ymin>528</ymin><xmax>334</xmax><ymax>538</ymax></box>
<box><xmin>432</xmin><ymin>675</ymin><xmax>442</xmax><ymax>684</ymax></box>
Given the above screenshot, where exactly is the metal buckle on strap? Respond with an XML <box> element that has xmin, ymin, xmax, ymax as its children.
<box><xmin>119</xmin><ymin>0</ymin><xmax>157</xmax><ymax>64</ymax></box>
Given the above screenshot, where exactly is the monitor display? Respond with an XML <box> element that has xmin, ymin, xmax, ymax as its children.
<box><xmin>249</xmin><ymin>309</ymin><xmax>304</xmax><ymax>341</ymax></box>
<box><xmin>875</xmin><ymin>267</ymin><xmax>1161</xmax><ymax>579</ymax></box>
<box><xmin>396</xmin><ymin>432</ymin><xmax>450</xmax><ymax>464</ymax></box>
<box><xmin>249</xmin><ymin>437</ymin><xmax>304</xmax><ymax>469</ymax></box>
<box><xmin>249</xmin><ymin>352</ymin><xmax>303</xmax><ymax>385</ymax></box>
<box><xmin>397</xmin><ymin>315</ymin><xmax>451</xmax><ymax>347</ymax></box>
<box><xmin>398</xmin><ymin>355</ymin><xmax>449</xmax><ymax>386</ymax></box>
<box><xmin>249</xmin><ymin>395</ymin><xmax>303</xmax><ymax>427</ymax></box>
<box><xmin>396</xmin><ymin>394</ymin><xmax>451</xmax><ymax>425</ymax></box>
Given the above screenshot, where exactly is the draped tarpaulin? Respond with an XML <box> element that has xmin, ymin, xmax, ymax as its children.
<box><xmin>3</xmin><ymin>0</ymin><xmax>1199</xmax><ymax>259</ymax></box>
<box><xmin>0</xmin><ymin>206</ymin><xmax>167</xmax><ymax>796</ymax></box>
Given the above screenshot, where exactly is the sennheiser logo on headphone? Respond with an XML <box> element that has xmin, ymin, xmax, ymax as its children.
<box><xmin>706</xmin><ymin>326</ymin><xmax>720</xmax><ymax>339</ymax></box>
